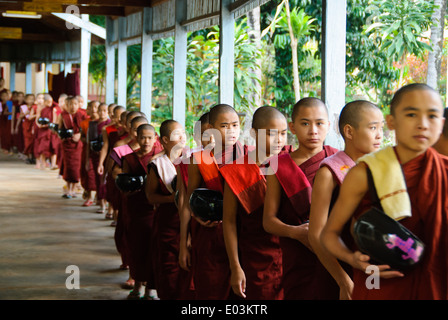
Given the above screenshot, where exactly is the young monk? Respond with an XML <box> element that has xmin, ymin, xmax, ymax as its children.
<box><xmin>19</xmin><ymin>94</ymin><xmax>36</xmax><ymax>164</ymax></box>
<box><xmin>121</xmin><ymin>123</ymin><xmax>162</xmax><ymax>300</ymax></box>
<box><xmin>31</xmin><ymin>93</ymin><xmax>45</xmax><ymax>168</ymax></box>
<box><xmin>308</xmin><ymin>100</ymin><xmax>384</xmax><ymax>300</ymax></box>
<box><xmin>184</xmin><ymin>104</ymin><xmax>251</xmax><ymax>300</ymax></box>
<box><xmin>12</xmin><ymin>91</ymin><xmax>25</xmax><ymax>156</ymax></box>
<box><xmin>221</xmin><ymin>106</ymin><xmax>291</xmax><ymax>300</ymax></box>
<box><xmin>263</xmin><ymin>97</ymin><xmax>338</xmax><ymax>300</ymax></box>
<box><xmin>0</xmin><ymin>89</ymin><xmax>13</xmax><ymax>154</ymax></box>
<box><xmin>86</xmin><ymin>103</ymin><xmax>111</xmax><ymax>213</ymax></box>
<box><xmin>146</xmin><ymin>120</ymin><xmax>187</xmax><ymax>300</ymax></box>
<box><xmin>80</xmin><ymin>101</ymin><xmax>99</xmax><ymax>206</ymax></box>
<box><xmin>58</xmin><ymin>96</ymin><xmax>87</xmax><ymax>198</ymax></box>
<box><xmin>433</xmin><ymin>108</ymin><xmax>448</xmax><ymax>156</ymax></box>
<box><xmin>35</xmin><ymin>94</ymin><xmax>61</xmax><ymax>170</ymax></box>
<box><xmin>321</xmin><ymin>83</ymin><xmax>448</xmax><ymax>300</ymax></box>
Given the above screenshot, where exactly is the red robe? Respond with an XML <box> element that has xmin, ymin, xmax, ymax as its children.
<box><xmin>220</xmin><ymin>148</ymin><xmax>292</xmax><ymax>300</ymax></box>
<box><xmin>22</xmin><ymin>104</ymin><xmax>37</xmax><ymax>156</ymax></box>
<box><xmin>90</xmin><ymin>119</ymin><xmax>111</xmax><ymax>200</ymax></box>
<box><xmin>61</xmin><ymin>110</ymin><xmax>87</xmax><ymax>183</ymax></box>
<box><xmin>274</xmin><ymin>145</ymin><xmax>339</xmax><ymax>300</ymax></box>
<box><xmin>121</xmin><ymin>151</ymin><xmax>156</xmax><ymax>284</ymax></box>
<box><xmin>0</xmin><ymin>100</ymin><xmax>13</xmax><ymax>151</ymax></box>
<box><xmin>149</xmin><ymin>155</ymin><xmax>192</xmax><ymax>300</ymax></box>
<box><xmin>352</xmin><ymin>147</ymin><xmax>448</xmax><ymax>300</ymax></box>
<box><xmin>35</xmin><ymin>103</ymin><xmax>61</xmax><ymax>158</ymax></box>
<box><xmin>80</xmin><ymin>117</ymin><xmax>97</xmax><ymax>192</ymax></box>
<box><xmin>190</xmin><ymin>141</ymin><xmax>250</xmax><ymax>300</ymax></box>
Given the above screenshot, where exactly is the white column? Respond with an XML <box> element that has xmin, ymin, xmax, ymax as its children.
<box><xmin>117</xmin><ymin>17</ymin><xmax>127</xmax><ymax>108</ymax></box>
<box><xmin>172</xmin><ymin>0</ymin><xmax>187</xmax><ymax>127</ymax></box>
<box><xmin>9</xmin><ymin>62</ymin><xmax>16</xmax><ymax>92</ymax></box>
<box><xmin>25</xmin><ymin>62</ymin><xmax>32</xmax><ymax>94</ymax></box>
<box><xmin>321</xmin><ymin>0</ymin><xmax>347</xmax><ymax>149</ymax></box>
<box><xmin>80</xmin><ymin>14</ymin><xmax>91</xmax><ymax>108</ymax></box>
<box><xmin>140</xmin><ymin>8</ymin><xmax>153</xmax><ymax>121</ymax></box>
<box><xmin>219</xmin><ymin>0</ymin><xmax>235</xmax><ymax>106</ymax></box>
<box><xmin>105</xmin><ymin>17</ymin><xmax>116</xmax><ymax>105</ymax></box>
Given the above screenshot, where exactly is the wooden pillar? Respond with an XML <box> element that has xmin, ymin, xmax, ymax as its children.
<box><xmin>105</xmin><ymin>17</ymin><xmax>116</xmax><ymax>105</ymax></box>
<box><xmin>117</xmin><ymin>17</ymin><xmax>127</xmax><ymax>108</ymax></box>
<box><xmin>80</xmin><ymin>14</ymin><xmax>91</xmax><ymax>107</ymax></box>
<box><xmin>140</xmin><ymin>8</ymin><xmax>153</xmax><ymax>121</ymax></box>
<box><xmin>45</xmin><ymin>62</ymin><xmax>52</xmax><ymax>93</ymax></box>
<box><xmin>219</xmin><ymin>0</ymin><xmax>235</xmax><ymax>106</ymax></box>
<box><xmin>25</xmin><ymin>62</ymin><xmax>32</xmax><ymax>94</ymax></box>
<box><xmin>172</xmin><ymin>0</ymin><xmax>188</xmax><ymax>127</ymax></box>
<box><xmin>9</xmin><ymin>62</ymin><xmax>15</xmax><ymax>92</ymax></box>
<box><xmin>321</xmin><ymin>0</ymin><xmax>347</xmax><ymax>149</ymax></box>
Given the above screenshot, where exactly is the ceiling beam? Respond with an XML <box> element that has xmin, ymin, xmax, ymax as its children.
<box><xmin>52</xmin><ymin>12</ymin><xmax>106</xmax><ymax>39</ymax></box>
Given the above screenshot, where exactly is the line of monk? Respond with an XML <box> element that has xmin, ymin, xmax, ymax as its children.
<box><xmin>1</xmin><ymin>82</ymin><xmax>447</xmax><ymax>300</ymax></box>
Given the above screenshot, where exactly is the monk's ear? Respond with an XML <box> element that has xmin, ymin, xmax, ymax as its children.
<box><xmin>385</xmin><ymin>114</ymin><xmax>395</xmax><ymax>131</ymax></box>
<box><xmin>162</xmin><ymin>136</ymin><xmax>170</xmax><ymax>145</ymax></box>
<box><xmin>288</xmin><ymin>121</ymin><xmax>296</xmax><ymax>135</ymax></box>
<box><xmin>343</xmin><ymin>124</ymin><xmax>353</xmax><ymax>141</ymax></box>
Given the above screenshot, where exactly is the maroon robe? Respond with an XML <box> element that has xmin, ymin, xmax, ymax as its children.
<box><xmin>220</xmin><ymin>150</ymin><xmax>293</xmax><ymax>300</ymax></box>
<box><xmin>190</xmin><ymin>141</ymin><xmax>250</xmax><ymax>300</ymax></box>
<box><xmin>121</xmin><ymin>151</ymin><xmax>156</xmax><ymax>284</ymax></box>
<box><xmin>149</xmin><ymin>155</ymin><xmax>191</xmax><ymax>300</ymax></box>
<box><xmin>274</xmin><ymin>145</ymin><xmax>339</xmax><ymax>300</ymax></box>
<box><xmin>35</xmin><ymin>103</ymin><xmax>61</xmax><ymax>158</ymax></box>
<box><xmin>90</xmin><ymin>119</ymin><xmax>111</xmax><ymax>200</ymax></box>
<box><xmin>61</xmin><ymin>110</ymin><xmax>87</xmax><ymax>183</ymax></box>
<box><xmin>352</xmin><ymin>148</ymin><xmax>448</xmax><ymax>300</ymax></box>
<box><xmin>80</xmin><ymin>118</ymin><xmax>97</xmax><ymax>192</ymax></box>
<box><xmin>22</xmin><ymin>105</ymin><xmax>37</xmax><ymax>156</ymax></box>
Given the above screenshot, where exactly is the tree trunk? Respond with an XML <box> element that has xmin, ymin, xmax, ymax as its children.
<box><xmin>427</xmin><ymin>0</ymin><xmax>447</xmax><ymax>90</ymax></box>
<box><xmin>285</xmin><ymin>0</ymin><xmax>300</xmax><ymax>102</ymax></box>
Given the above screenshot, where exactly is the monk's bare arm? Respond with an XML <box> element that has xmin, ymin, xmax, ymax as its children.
<box><xmin>263</xmin><ymin>172</ymin><xmax>309</xmax><ymax>247</ymax></box>
<box><xmin>309</xmin><ymin>166</ymin><xmax>353</xmax><ymax>299</ymax></box>
<box><xmin>222</xmin><ymin>182</ymin><xmax>246</xmax><ymax>298</ymax></box>
<box><xmin>97</xmin><ymin>128</ymin><xmax>109</xmax><ymax>175</ymax></box>
<box><xmin>177</xmin><ymin>166</ymin><xmax>191</xmax><ymax>271</ymax></box>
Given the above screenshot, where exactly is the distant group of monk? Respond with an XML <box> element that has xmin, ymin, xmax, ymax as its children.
<box><xmin>1</xmin><ymin>82</ymin><xmax>447</xmax><ymax>300</ymax></box>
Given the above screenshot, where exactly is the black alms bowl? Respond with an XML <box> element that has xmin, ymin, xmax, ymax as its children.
<box><xmin>38</xmin><ymin>117</ymin><xmax>50</xmax><ymax>125</ymax></box>
<box><xmin>115</xmin><ymin>173</ymin><xmax>146</xmax><ymax>192</ymax></box>
<box><xmin>58</xmin><ymin>128</ymin><xmax>74</xmax><ymax>139</ymax></box>
<box><xmin>189</xmin><ymin>188</ymin><xmax>223</xmax><ymax>222</ymax></box>
<box><xmin>353</xmin><ymin>207</ymin><xmax>425</xmax><ymax>271</ymax></box>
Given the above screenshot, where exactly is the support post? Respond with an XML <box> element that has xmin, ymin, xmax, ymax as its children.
<box><xmin>172</xmin><ymin>0</ymin><xmax>188</xmax><ymax>127</ymax></box>
<box><xmin>321</xmin><ymin>0</ymin><xmax>347</xmax><ymax>149</ymax></box>
<box><xmin>9</xmin><ymin>62</ymin><xmax>16</xmax><ymax>92</ymax></box>
<box><xmin>25</xmin><ymin>62</ymin><xmax>32</xmax><ymax>94</ymax></box>
<box><xmin>219</xmin><ymin>0</ymin><xmax>235</xmax><ymax>106</ymax></box>
<box><xmin>140</xmin><ymin>8</ymin><xmax>153</xmax><ymax>121</ymax></box>
<box><xmin>45</xmin><ymin>62</ymin><xmax>52</xmax><ymax>93</ymax></box>
<box><xmin>105</xmin><ymin>17</ymin><xmax>116</xmax><ymax>105</ymax></box>
<box><xmin>117</xmin><ymin>17</ymin><xmax>127</xmax><ymax>108</ymax></box>
<box><xmin>80</xmin><ymin>14</ymin><xmax>91</xmax><ymax>108</ymax></box>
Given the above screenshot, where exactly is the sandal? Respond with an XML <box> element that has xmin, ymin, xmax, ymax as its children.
<box><xmin>82</xmin><ymin>199</ymin><xmax>94</xmax><ymax>207</ymax></box>
<box><xmin>96</xmin><ymin>208</ymin><xmax>105</xmax><ymax>214</ymax></box>
<box><xmin>105</xmin><ymin>212</ymin><xmax>113</xmax><ymax>219</ymax></box>
<box><xmin>62</xmin><ymin>194</ymin><xmax>72</xmax><ymax>199</ymax></box>
<box><xmin>127</xmin><ymin>290</ymin><xmax>141</xmax><ymax>300</ymax></box>
<box><xmin>122</xmin><ymin>279</ymin><xmax>135</xmax><ymax>289</ymax></box>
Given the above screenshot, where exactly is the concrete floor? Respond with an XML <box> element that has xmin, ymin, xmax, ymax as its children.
<box><xmin>0</xmin><ymin>152</ymin><xmax>132</xmax><ymax>300</ymax></box>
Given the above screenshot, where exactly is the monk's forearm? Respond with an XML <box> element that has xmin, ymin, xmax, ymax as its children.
<box><xmin>320</xmin><ymin>229</ymin><xmax>355</xmax><ymax>268</ymax></box>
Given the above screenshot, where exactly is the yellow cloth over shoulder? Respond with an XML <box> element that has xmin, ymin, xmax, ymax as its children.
<box><xmin>357</xmin><ymin>146</ymin><xmax>412</xmax><ymax>221</ymax></box>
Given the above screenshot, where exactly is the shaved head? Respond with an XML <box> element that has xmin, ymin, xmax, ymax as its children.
<box><xmin>390</xmin><ymin>83</ymin><xmax>441</xmax><ymax>116</ymax></box>
<box><xmin>339</xmin><ymin>100</ymin><xmax>381</xmax><ymax>140</ymax></box>
<box><xmin>209</xmin><ymin>104</ymin><xmax>238</xmax><ymax>125</ymax></box>
<box><xmin>291</xmin><ymin>97</ymin><xmax>327</xmax><ymax>122</ymax></box>
<box><xmin>252</xmin><ymin>106</ymin><xmax>287</xmax><ymax>129</ymax></box>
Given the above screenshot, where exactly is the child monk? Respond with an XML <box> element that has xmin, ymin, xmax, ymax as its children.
<box><xmin>433</xmin><ymin>108</ymin><xmax>448</xmax><ymax>156</ymax></box>
<box><xmin>121</xmin><ymin>123</ymin><xmax>162</xmax><ymax>300</ymax></box>
<box><xmin>221</xmin><ymin>106</ymin><xmax>290</xmax><ymax>300</ymax></box>
<box><xmin>321</xmin><ymin>83</ymin><xmax>448</xmax><ymax>300</ymax></box>
<box><xmin>0</xmin><ymin>89</ymin><xmax>13</xmax><ymax>154</ymax></box>
<box><xmin>308</xmin><ymin>100</ymin><xmax>384</xmax><ymax>300</ymax></box>
<box><xmin>58</xmin><ymin>96</ymin><xmax>87</xmax><ymax>198</ymax></box>
<box><xmin>80</xmin><ymin>101</ymin><xmax>99</xmax><ymax>206</ymax></box>
<box><xmin>146</xmin><ymin>120</ymin><xmax>187</xmax><ymax>300</ymax></box>
<box><xmin>35</xmin><ymin>94</ymin><xmax>61</xmax><ymax>170</ymax></box>
<box><xmin>86</xmin><ymin>103</ymin><xmax>111</xmax><ymax>212</ymax></box>
<box><xmin>263</xmin><ymin>97</ymin><xmax>338</xmax><ymax>300</ymax></box>
<box><xmin>31</xmin><ymin>93</ymin><xmax>45</xmax><ymax>168</ymax></box>
<box><xmin>20</xmin><ymin>94</ymin><xmax>36</xmax><ymax>164</ymax></box>
<box><xmin>184</xmin><ymin>104</ymin><xmax>250</xmax><ymax>300</ymax></box>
